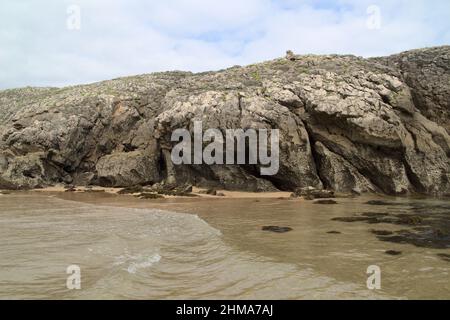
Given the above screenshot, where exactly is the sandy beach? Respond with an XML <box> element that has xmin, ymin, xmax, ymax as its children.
<box><xmin>31</xmin><ymin>185</ymin><xmax>294</xmax><ymax>199</ymax></box>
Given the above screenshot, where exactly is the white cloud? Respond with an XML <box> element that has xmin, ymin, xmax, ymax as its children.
<box><xmin>0</xmin><ymin>0</ymin><xmax>448</xmax><ymax>89</ymax></box>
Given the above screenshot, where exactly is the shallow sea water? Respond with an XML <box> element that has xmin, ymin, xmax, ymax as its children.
<box><xmin>0</xmin><ymin>192</ymin><xmax>449</xmax><ymax>299</ymax></box>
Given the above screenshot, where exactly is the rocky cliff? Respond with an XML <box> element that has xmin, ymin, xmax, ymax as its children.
<box><xmin>1</xmin><ymin>46</ymin><xmax>449</xmax><ymax>196</ymax></box>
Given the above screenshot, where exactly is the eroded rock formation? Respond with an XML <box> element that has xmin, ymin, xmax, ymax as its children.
<box><xmin>0</xmin><ymin>46</ymin><xmax>449</xmax><ymax>195</ymax></box>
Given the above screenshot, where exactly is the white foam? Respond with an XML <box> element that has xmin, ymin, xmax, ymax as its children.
<box><xmin>127</xmin><ymin>254</ymin><xmax>162</xmax><ymax>274</ymax></box>
<box><xmin>114</xmin><ymin>253</ymin><xmax>162</xmax><ymax>274</ymax></box>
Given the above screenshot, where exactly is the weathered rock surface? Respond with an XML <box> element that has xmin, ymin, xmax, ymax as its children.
<box><xmin>372</xmin><ymin>47</ymin><xmax>450</xmax><ymax>134</ymax></box>
<box><xmin>0</xmin><ymin>47</ymin><xmax>449</xmax><ymax>195</ymax></box>
<box><xmin>96</xmin><ymin>148</ymin><xmax>160</xmax><ymax>187</ymax></box>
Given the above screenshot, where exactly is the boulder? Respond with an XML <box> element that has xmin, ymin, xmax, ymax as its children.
<box><xmin>96</xmin><ymin>149</ymin><xmax>159</xmax><ymax>187</ymax></box>
<box><xmin>291</xmin><ymin>187</ymin><xmax>335</xmax><ymax>199</ymax></box>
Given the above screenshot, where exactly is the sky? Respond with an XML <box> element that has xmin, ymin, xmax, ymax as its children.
<box><xmin>0</xmin><ymin>0</ymin><xmax>449</xmax><ymax>89</ymax></box>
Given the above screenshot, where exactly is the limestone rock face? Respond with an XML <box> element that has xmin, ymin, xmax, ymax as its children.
<box><xmin>373</xmin><ymin>47</ymin><xmax>450</xmax><ymax>134</ymax></box>
<box><xmin>0</xmin><ymin>47</ymin><xmax>449</xmax><ymax>195</ymax></box>
<box><xmin>314</xmin><ymin>142</ymin><xmax>377</xmax><ymax>194</ymax></box>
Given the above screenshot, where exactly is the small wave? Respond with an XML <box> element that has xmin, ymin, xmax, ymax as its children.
<box><xmin>114</xmin><ymin>253</ymin><xmax>162</xmax><ymax>274</ymax></box>
<box><xmin>127</xmin><ymin>254</ymin><xmax>162</xmax><ymax>274</ymax></box>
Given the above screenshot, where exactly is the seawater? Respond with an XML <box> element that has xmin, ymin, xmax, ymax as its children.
<box><xmin>0</xmin><ymin>193</ymin><xmax>449</xmax><ymax>299</ymax></box>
